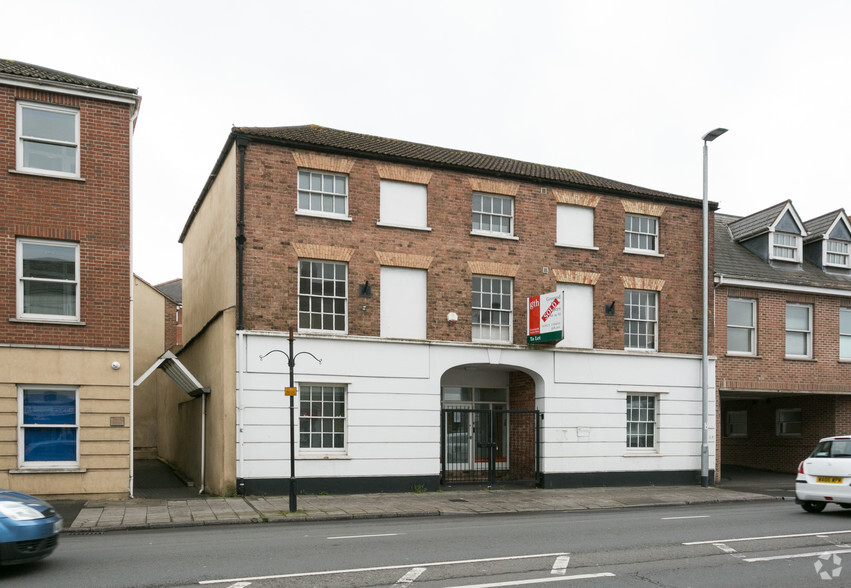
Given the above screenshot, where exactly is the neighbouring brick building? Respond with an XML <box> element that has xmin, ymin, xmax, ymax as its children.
<box><xmin>715</xmin><ymin>201</ymin><xmax>851</xmax><ymax>476</ymax></box>
<box><xmin>157</xmin><ymin>124</ymin><xmax>719</xmax><ymax>496</ymax></box>
<box><xmin>0</xmin><ymin>60</ymin><xmax>140</xmax><ymax>498</ymax></box>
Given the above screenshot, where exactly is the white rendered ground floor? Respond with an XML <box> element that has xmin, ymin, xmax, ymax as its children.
<box><xmin>235</xmin><ymin>332</ymin><xmax>715</xmax><ymax>494</ymax></box>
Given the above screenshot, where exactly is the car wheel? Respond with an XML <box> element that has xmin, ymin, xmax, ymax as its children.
<box><xmin>801</xmin><ymin>501</ymin><xmax>827</xmax><ymax>513</ymax></box>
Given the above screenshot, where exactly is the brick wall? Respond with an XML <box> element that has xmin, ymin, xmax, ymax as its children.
<box><xmin>716</xmin><ymin>286</ymin><xmax>851</xmax><ymax>472</ymax></box>
<box><xmin>0</xmin><ymin>85</ymin><xmax>132</xmax><ymax>348</ymax></box>
<box><xmin>238</xmin><ymin>142</ymin><xmax>711</xmax><ymax>352</ymax></box>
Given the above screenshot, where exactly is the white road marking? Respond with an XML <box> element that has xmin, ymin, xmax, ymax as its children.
<box><xmin>327</xmin><ymin>532</ymin><xmax>402</xmax><ymax>539</ymax></box>
<box><xmin>448</xmin><ymin>572</ymin><xmax>616</xmax><ymax>587</ymax></box>
<box><xmin>713</xmin><ymin>543</ymin><xmax>737</xmax><ymax>554</ymax></box>
<box><xmin>396</xmin><ymin>567</ymin><xmax>427</xmax><ymax>584</ymax></box>
<box><xmin>551</xmin><ymin>555</ymin><xmax>570</xmax><ymax>575</ymax></box>
<box><xmin>684</xmin><ymin>529</ymin><xmax>851</xmax><ymax>545</ymax></box>
<box><xmin>225</xmin><ymin>584</ymin><xmax>252</xmax><ymax>588</ymax></box>
<box><xmin>198</xmin><ymin>552</ymin><xmax>571</xmax><ymax>585</ymax></box>
<box><xmin>817</xmin><ymin>534</ymin><xmax>851</xmax><ymax>548</ymax></box>
<box><xmin>662</xmin><ymin>515</ymin><xmax>710</xmax><ymax>520</ymax></box>
<box><xmin>744</xmin><ymin>548</ymin><xmax>851</xmax><ymax>563</ymax></box>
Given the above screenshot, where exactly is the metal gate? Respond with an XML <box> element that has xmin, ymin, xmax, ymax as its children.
<box><xmin>441</xmin><ymin>408</ymin><xmax>541</xmax><ymax>485</ymax></box>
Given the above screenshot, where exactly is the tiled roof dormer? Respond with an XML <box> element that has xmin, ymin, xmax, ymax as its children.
<box><xmin>803</xmin><ymin>209</ymin><xmax>851</xmax><ymax>271</ymax></box>
<box><xmin>727</xmin><ymin>200</ymin><xmax>806</xmax><ymax>266</ymax></box>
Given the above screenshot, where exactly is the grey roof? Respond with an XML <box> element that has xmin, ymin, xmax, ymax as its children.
<box><xmin>715</xmin><ymin>213</ymin><xmax>851</xmax><ymax>291</ymax></box>
<box><xmin>155</xmin><ymin>279</ymin><xmax>182</xmax><ymax>304</ymax></box>
<box><xmin>233</xmin><ymin>125</ymin><xmax>707</xmax><ymax>207</ymax></box>
<box><xmin>0</xmin><ymin>58</ymin><xmax>137</xmax><ymax>95</ymax></box>
<box><xmin>803</xmin><ymin>210</ymin><xmax>843</xmax><ymax>243</ymax></box>
<box><xmin>727</xmin><ymin>200</ymin><xmax>790</xmax><ymax>242</ymax></box>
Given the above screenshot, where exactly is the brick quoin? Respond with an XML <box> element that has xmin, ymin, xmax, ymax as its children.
<box><xmin>237</xmin><ymin>142</ymin><xmax>712</xmax><ymax>354</ymax></box>
<box><xmin>0</xmin><ymin>86</ymin><xmax>132</xmax><ymax>348</ymax></box>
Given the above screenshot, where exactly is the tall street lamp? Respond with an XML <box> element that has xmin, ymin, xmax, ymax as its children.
<box><xmin>701</xmin><ymin>127</ymin><xmax>727</xmax><ymax>488</ymax></box>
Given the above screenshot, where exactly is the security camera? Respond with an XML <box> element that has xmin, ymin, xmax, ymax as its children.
<box><xmin>111</xmin><ymin>361</ymin><xmax>121</xmax><ymax>370</ymax></box>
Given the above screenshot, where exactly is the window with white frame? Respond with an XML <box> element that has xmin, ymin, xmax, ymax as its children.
<box><xmin>826</xmin><ymin>240</ymin><xmax>851</xmax><ymax>268</ymax></box>
<box><xmin>841</xmin><ymin>308</ymin><xmax>851</xmax><ymax>360</ymax></box>
<box><xmin>776</xmin><ymin>408</ymin><xmax>802</xmax><ymax>437</ymax></box>
<box><xmin>17</xmin><ymin>102</ymin><xmax>80</xmax><ymax>177</ymax></box>
<box><xmin>624</xmin><ymin>290</ymin><xmax>657</xmax><ymax>350</ymax></box>
<box><xmin>298</xmin><ymin>260</ymin><xmax>347</xmax><ymax>332</ymax></box>
<box><xmin>785</xmin><ymin>303</ymin><xmax>812</xmax><ymax>358</ymax></box>
<box><xmin>725</xmin><ymin>410</ymin><xmax>747</xmax><ymax>437</ymax></box>
<box><xmin>380</xmin><ymin>266</ymin><xmax>427</xmax><ymax>339</ymax></box>
<box><xmin>299</xmin><ymin>385</ymin><xmax>345</xmax><ymax>451</ymax></box>
<box><xmin>557</xmin><ymin>283</ymin><xmax>593</xmax><ymax>349</ymax></box>
<box><xmin>626</xmin><ymin>394</ymin><xmax>657</xmax><ymax>449</ymax></box>
<box><xmin>624</xmin><ymin>214</ymin><xmax>658</xmax><ymax>253</ymax></box>
<box><xmin>727</xmin><ymin>298</ymin><xmax>756</xmax><ymax>355</ymax></box>
<box><xmin>379</xmin><ymin>180</ymin><xmax>428</xmax><ymax>229</ymax></box>
<box><xmin>556</xmin><ymin>204</ymin><xmax>594</xmax><ymax>248</ymax></box>
<box><xmin>472</xmin><ymin>276</ymin><xmax>513</xmax><ymax>343</ymax></box>
<box><xmin>17</xmin><ymin>238</ymin><xmax>79</xmax><ymax>321</ymax></box>
<box><xmin>297</xmin><ymin>169</ymin><xmax>348</xmax><ymax>216</ymax></box>
<box><xmin>772</xmin><ymin>232</ymin><xmax>800</xmax><ymax>261</ymax></box>
<box><xmin>472</xmin><ymin>193</ymin><xmax>514</xmax><ymax>236</ymax></box>
<box><xmin>19</xmin><ymin>387</ymin><xmax>79</xmax><ymax>467</ymax></box>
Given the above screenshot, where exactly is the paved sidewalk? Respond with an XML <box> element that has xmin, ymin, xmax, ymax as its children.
<box><xmin>66</xmin><ymin>484</ymin><xmax>778</xmax><ymax>533</ymax></box>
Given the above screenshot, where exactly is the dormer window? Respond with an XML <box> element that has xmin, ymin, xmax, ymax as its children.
<box><xmin>771</xmin><ymin>232</ymin><xmax>800</xmax><ymax>262</ymax></box>
<box><xmin>825</xmin><ymin>240</ymin><xmax>851</xmax><ymax>268</ymax></box>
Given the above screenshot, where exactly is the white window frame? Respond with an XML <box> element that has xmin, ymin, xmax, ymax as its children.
<box><xmin>771</xmin><ymin>232</ymin><xmax>801</xmax><ymax>262</ymax></box>
<box><xmin>624</xmin><ymin>289</ymin><xmax>657</xmax><ymax>351</ymax></box>
<box><xmin>626</xmin><ymin>394</ymin><xmax>657</xmax><ymax>450</ymax></box>
<box><xmin>297</xmin><ymin>259</ymin><xmax>348</xmax><ymax>333</ymax></box>
<box><xmin>825</xmin><ymin>240</ymin><xmax>851</xmax><ymax>269</ymax></box>
<box><xmin>776</xmin><ymin>408</ymin><xmax>802</xmax><ymax>437</ymax></box>
<box><xmin>840</xmin><ymin>308</ymin><xmax>851</xmax><ymax>360</ymax></box>
<box><xmin>378</xmin><ymin>180</ymin><xmax>430</xmax><ymax>231</ymax></box>
<box><xmin>727</xmin><ymin>298</ymin><xmax>756</xmax><ymax>356</ymax></box>
<box><xmin>472</xmin><ymin>275</ymin><xmax>513</xmax><ymax>343</ymax></box>
<box><xmin>472</xmin><ymin>193</ymin><xmax>515</xmax><ymax>238</ymax></box>
<box><xmin>17</xmin><ymin>238</ymin><xmax>80</xmax><ymax>322</ymax></box>
<box><xmin>16</xmin><ymin>101</ymin><xmax>81</xmax><ymax>179</ymax></box>
<box><xmin>556</xmin><ymin>204</ymin><xmax>597</xmax><ymax>250</ymax></box>
<box><xmin>18</xmin><ymin>386</ymin><xmax>80</xmax><ymax>469</ymax></box>
<box><xmin>298</xmin><ymin>384</ymin><xmax>346</xmax><ymax>453</ymax></box>
<box><xmin>296</xmin><ymin>169</ymin><xmax>349</xmax><ymax>219</ymax></box>
<box><xmin>785</xmin><ymin>302</ymin><xmax>812</xmax><ymax>358</ymax></box>
<box><xmin>624</xmin><ymin>213</ymin><xmax>659</xmax><ymax>254</ymax></box>
<box><xmin>725</xmin><ymin>410</ymin><xmax>748</xmax><ymax>437</ymax></box>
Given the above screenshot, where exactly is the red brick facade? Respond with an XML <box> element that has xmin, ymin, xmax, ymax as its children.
<box><xmin>0</xmin><ymin>85</ymin><xmax>134</xmax><ymax>348</ymax></box>
<box><xmin>716</xmin><ymin>286</ymin><xmax>851</xmax><ymax>473</ymax></box>
<box><xmin>237</xmin><ymin>142</ymin><xmax>712</xmax><ymax>352</ymax></box>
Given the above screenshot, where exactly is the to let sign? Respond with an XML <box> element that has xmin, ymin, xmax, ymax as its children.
<box><xmin>527</xmin><ymin>291</ymin><xmax>564</xmax><ymax>344</ymax></box>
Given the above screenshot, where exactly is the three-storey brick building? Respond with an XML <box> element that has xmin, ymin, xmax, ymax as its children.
<box><xmin>166</xmin><ymin>125</ymin><xmax>717</xmax><ymax>495</ymax></box>
<box><xmin>715</xmin><ymin>201</ymin><xmax>851</xmax><ymax>475</ymax></box>
<box><xmin>0</xmin><ymin>60</ymin><xmax>140</xmax><ymax>498</ymax></box>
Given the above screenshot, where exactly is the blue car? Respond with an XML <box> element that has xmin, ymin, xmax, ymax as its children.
<box><xmin>0</xmin><ymin>489</ymin><xmax>62</xmax><ymax>565</ymax></box>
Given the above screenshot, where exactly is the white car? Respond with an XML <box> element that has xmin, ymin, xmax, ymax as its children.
<box><xmin>796</xmin><ymin>435</ymin><xmax>851</xmax><ymax>513</ymax></box>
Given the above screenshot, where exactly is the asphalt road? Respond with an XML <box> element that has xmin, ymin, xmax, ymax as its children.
<box><xmin>3</xmin><ymin>499</ymin><xmax>848</xmax><ymax>587</ymax></box>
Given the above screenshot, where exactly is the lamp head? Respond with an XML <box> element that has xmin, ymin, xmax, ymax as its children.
<box><xmin>702</xmin><ymin>128</ymin><xmax>728</xmax><ymax>142</ymax></box>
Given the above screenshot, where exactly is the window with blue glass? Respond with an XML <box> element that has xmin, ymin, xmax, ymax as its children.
<box><xmin>19</xmin><ymin>388</ymin><xmax>78</xmax><ymax>467</ymax></box>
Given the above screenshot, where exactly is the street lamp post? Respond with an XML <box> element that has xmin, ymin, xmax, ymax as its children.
<box><xmin>260</xmin><ymin>329</ymin><xmax>321</xmax><ymax>512</ymax></box>
<box><xmin>701</xmin><ymin>127</ymin><xmax>727</xmax><ymax>488</ymax></box>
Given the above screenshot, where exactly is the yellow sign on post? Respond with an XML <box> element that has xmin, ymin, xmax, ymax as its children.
<box><xmin>284</xmin><ymin>387</ymin><xmax>297</xmax><ymax>397</ymax></box>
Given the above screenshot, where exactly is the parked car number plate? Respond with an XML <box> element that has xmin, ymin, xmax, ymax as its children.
<box><xmin>817</xmin><ymin>476</ymin><xmax>844</xmax><ymax>484</ymax></box>
<box><xmin>53</xmin><ymin>519</ymin><xmax>63</xmax><ymax>533</ymax></box>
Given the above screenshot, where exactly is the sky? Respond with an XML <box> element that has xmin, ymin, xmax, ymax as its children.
<box><xmin>5</xmin><ymin>1</ymin><xmax>851</xmax><ymax>286</ymax></box>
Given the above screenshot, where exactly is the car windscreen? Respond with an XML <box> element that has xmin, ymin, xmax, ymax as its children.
<box><xmin>811</xmin><ymin>440</ymin><xmax>851</xmax><ymax>457</ymax></box>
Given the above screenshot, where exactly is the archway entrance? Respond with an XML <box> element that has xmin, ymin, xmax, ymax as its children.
<box><xmin>440</xmin><ymin>368</ymin><xmax>541</xmax><ymax>486</ymax></box>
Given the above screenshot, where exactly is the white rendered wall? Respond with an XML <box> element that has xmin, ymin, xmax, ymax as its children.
<box><xmin>238</xmin><ymin>332</ymin><xmax>715</xmax><ymax>482</ymax></box>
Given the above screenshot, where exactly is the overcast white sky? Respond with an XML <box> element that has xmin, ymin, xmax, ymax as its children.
<box><xmin>6</xmin><ymin>1</ymin><xmax>851</xmax><ymax>285</ymax></box>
